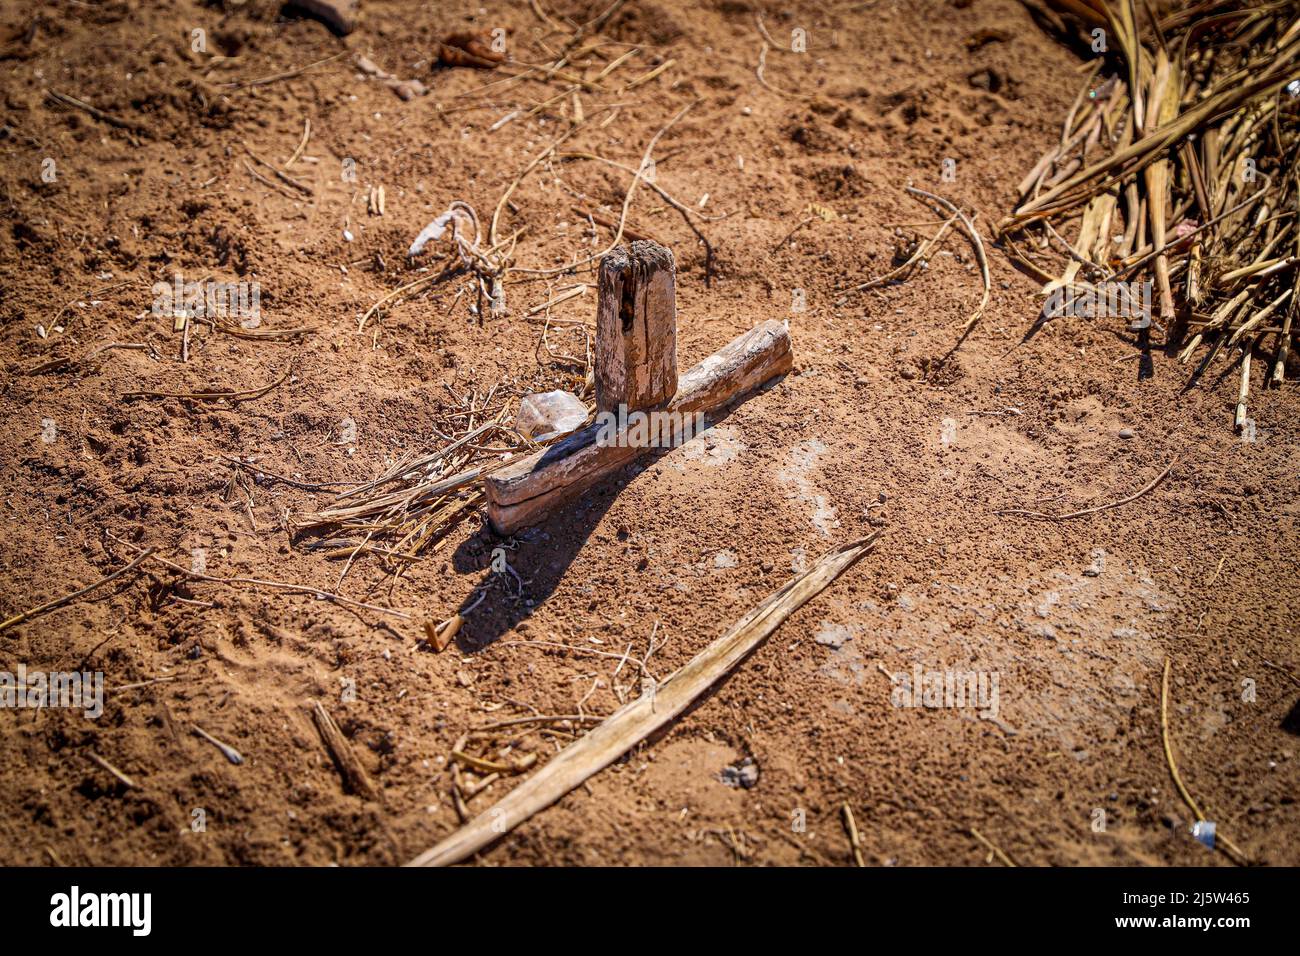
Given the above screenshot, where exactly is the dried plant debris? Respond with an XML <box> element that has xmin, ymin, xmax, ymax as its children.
<box><xmin>290</xmin><ymin>385</ymin><xmax>560</xmax><ymax>605</ymax></box>
<box><xmin>355</xmin><ymin>54</ymin><xmax>428</xmax><ymax>101</ymax></box>
<box><xmin>436</xmin><ymin>32</ymin><xmax>507</xmax><ymax>69</ymax></box>
<box><xmin>1002</xmin><ymin>1</ymin><xmax>1300</xmax><ymax>428</ymax></box>
<box><xmin>403</xmin><ymin>201</ymin><xmax>509</xmax><ymax>319</ymax></box>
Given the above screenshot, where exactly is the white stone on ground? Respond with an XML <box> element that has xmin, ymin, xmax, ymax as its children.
<box><xmin>515</xmin><ymin>390</ymin><xmax>589</xmax><ymax>441</ymax></box>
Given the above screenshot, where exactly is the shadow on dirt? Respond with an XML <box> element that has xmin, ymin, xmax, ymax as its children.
<box><xmin>446</xmin><ymin>393</ymin><xmax>768</xmax><ymax>651</ymax></box>
<box><xmin>448</xmin><ymin>469</ymin><xmax>626</xmax><ymax>652</ymax></box>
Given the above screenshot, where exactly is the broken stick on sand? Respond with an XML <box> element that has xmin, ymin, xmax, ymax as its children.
<box><xmin>312</xmin><ymin>700</ymin><xmax>380</xmax><ymax>801</ymax></box>
<box><xmin>406</xmin><ymin>533</ymin><xmax>880</xmax><ymax>866</ymax></box>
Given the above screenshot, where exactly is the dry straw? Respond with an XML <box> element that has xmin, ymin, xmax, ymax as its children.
<box><xmin>1002</xmin><ymin>1</ymin><xmax>1300</xmax><ymax>428</ymax></box>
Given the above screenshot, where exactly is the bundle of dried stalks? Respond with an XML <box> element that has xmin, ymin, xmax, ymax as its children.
<box><xmin>291</xmin><ymin>331</ymin><xmax>595</xmax><ymax>599</ymax></box>
<box><xmin>290</xmin><ymin>403</ymin><xmax>516</xmax><ymax>592</ymax></box>
<box><xmin>1002</xmin><ymin>1</ymin><xmax>1300</xmax><ymax>428</ymax></box>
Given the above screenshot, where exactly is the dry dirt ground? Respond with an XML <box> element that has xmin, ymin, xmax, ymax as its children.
<box><xmin>1</xmin><ymin>0</ymin><xmax>1298</xmax><ymax>867</ymax></box>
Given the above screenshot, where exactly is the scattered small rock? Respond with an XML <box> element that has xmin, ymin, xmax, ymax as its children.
<box><xmin>1084</xmin><ymin>548</ymin><xmax>1106</xmax><ymax>577</ymax></box>
<box><xmin>815</xmin><ymin>621</ymin><xmax>853</xmax><ymax>649</ymax></box>
<box><xmin>1026</xmin><ymin>621</ymin><xmax>1058</xmax><ymax>641</ymax></box>
<box><xmin>1035</xmin><ymin>591</ymin><xmax>1059</xmax><ymax>618</ymax></box>
<box><xmin>968</xmin><ymin>67</ymin><xmax>1004</xmax><ymax>93</ymax></box>
<box><xmin>1118</xmin><ymin>428</ymin><xmax>1135</xmax><ymax>439</ymax></box>
<box><xmin>516</xmin><ymin>390</ymin><xmax>588</xmax><ymax>441</ymax></box>
<box><xmin>355</xmin><ymin>54</ymin><xmax>429</xmax><ymax>100</ymax></box>
<box><xmin>720</xmin><ymin>757</ymin><xmax>759</xmax><ymax>789</ymax></box>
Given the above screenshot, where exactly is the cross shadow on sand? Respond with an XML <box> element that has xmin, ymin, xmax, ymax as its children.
<box><xmin>447</xmin><ymin>469</ymin><xmax>625</xmax><ymax>653</ymax></box>
<box><xmin>445</xmin><ymin>392</ymin><xmax>773</xmax><ymax>652</ymax></box>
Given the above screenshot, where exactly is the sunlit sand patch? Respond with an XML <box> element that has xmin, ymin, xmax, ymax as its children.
<box><xmin>777</xmin><ymin>438</ymin><xmax>839</xmax><ymax>536</ymax></box>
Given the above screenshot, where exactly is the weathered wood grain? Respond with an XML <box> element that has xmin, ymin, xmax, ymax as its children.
<box><xmin>595</xmin><ymin>241</ymin><xmax>678</xmax><ymax>414</ymax></box>
<box><xmin>485</xmin><ymin>320</ymin><xmax>792</xmax><ymax>534</ymax></box>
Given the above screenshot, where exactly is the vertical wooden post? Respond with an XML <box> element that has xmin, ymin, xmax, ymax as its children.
<box><xmin>595</xmin><ymin>240</ymin><xmax>678</xmax><ymax>414</ymax></box>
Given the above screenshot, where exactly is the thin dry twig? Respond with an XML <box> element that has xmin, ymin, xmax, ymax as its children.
<box><xmin>842</xmin><ymin>802</ymin><xmax>865</xmax><ymax>867</ymax></box>
<box><xmin>86</xmin><ymin>752</ymin><xmax>138</xmax><ymax>789</ymax></box>
<box><xmin>835</xmin><ymin>213</ymin><xmax>961</xmax><ymax>304</ymax></box>
<box><xmin>507</xmin><ymin>102</ymin><xmax>696</xmax><ymax>281</ymax></box>
<box><xmin>906</xmin><ymin>187</ymin><xmax>991</xmax><ymax>333</ymax></box>
<box><xmin>107</xmin><ymin>534</ymin><xmax>413</xmax><ymax>621</ymax></box>
<box><xmin>995</xmin><ymin>460</ymin><xmax>1176</xmax><ymax>520</ymax></box>
<box><xmin>0</xmin><ymin>548</ymin><xmax>156</xmax><ymax>633</ymax></box>
<box><xmin>242</xmin><ymin>158</ymin><xmax>302</xmax><ymax>200</ymax></box>
<box><xmin>1160</xmin><ymin>656</ymin><xmax>1249</xmax><ymax>865</ymax></box>
<box><xmin>969</xmin><ymin>826</ymin><xmax>1017</xmax><ymax>867</ymax></box>
<box><xmin>193</xmin><ymin>725</ymin><xmax>244</xmax><ymax>765</ymax></box>
<box><xmin>45</xmin><ymin>89</ymin><xmax>140</xmax><ymax>132</ymax></box>
<box><xmin>312</xmin><ymin>700</ymin><xmax>380</xmax><ymax>800</ymax></box>
<box><xmin>224</xmin><ymin>51</ymin><xmax>347</xmax><ymax>89</ymax></box>
<box><xmin>122</xmin><ymin>368</ymin><xmax>292</xmax><ymax>403</ymax></box>
<box><xmin>244</xmin><ymin>144</ymin><xmax>313</xmax><ymax>195</ymax></box>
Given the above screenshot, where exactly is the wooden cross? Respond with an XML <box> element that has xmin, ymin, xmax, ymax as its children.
<box><xmin>594</xmin><ymin>240</ymin><xmax>679</xmax><ymax>414</ymax></box>
<box><xmin>485</xmin><ymin>240</ymin><xmax>792</xmax><ymax>535</ymax></box>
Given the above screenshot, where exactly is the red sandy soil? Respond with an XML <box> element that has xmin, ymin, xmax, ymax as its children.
<box><xmin>1</xmin><ymin>0</ymin><xmax>1297</xmax><ymax>866</ymax></box>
